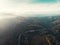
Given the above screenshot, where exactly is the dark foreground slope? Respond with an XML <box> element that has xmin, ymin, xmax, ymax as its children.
<box><xmin>0</xmin><ymin>15</ymin><xmax>60</xmax><ymax>45</ymax></box>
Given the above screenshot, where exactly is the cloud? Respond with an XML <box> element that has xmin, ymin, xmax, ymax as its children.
<box><xmin>0</xmin><ymin>0</ymin><xmax>60</xmax><ymax>17</ymax></box>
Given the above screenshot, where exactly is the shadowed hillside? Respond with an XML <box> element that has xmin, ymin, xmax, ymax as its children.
<box><xmin>0</xmin><ymin>15</ymin><xmax>60</xmax><ymax>45</ymax></box>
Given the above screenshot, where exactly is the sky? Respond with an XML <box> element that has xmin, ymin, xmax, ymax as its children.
<box><xmin>31</xmin><ymin>0</ymin><xmax>57</xmax><ymax>3</ymax></box>
<box><xmin>0</xmin><ymin>0</ymin><xmax>60</xmax><ymax>17</ymax></box>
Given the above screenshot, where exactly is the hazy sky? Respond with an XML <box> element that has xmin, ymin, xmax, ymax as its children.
<box><xmin>0</xmin><ymin>0</ymin><xmax>60</xmax><ymax>16</ymax></box>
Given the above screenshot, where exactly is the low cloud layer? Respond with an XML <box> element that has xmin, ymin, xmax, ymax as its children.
<box><xmin>0</xmin><ymin>0</ymin><xmax>60</xmax><ymax>17</ymax></box>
